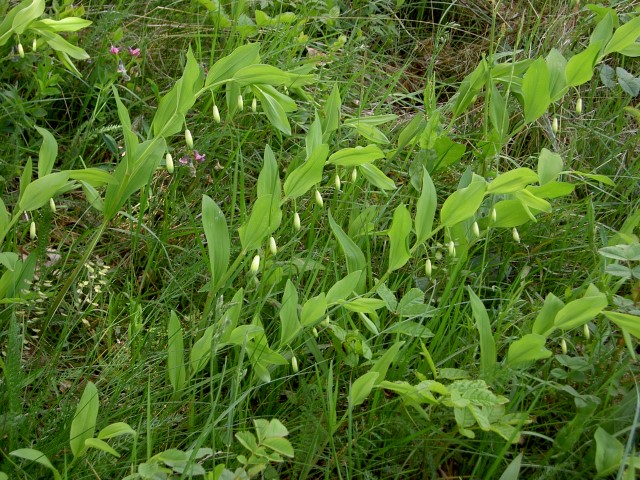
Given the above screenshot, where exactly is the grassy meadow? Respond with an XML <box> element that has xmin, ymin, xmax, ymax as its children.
<box><xmin>1</xmin><ymin>0</ymin><xmax>640</xmax><ymax>478</ymax></box>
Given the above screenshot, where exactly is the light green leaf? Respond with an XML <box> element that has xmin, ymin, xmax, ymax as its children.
<box><xmin>326</xmin><ymin>271</ymin><xmax>363</xmax><ymax>305</ymax></box>
<box><xmin>468</xmin><ymin>288</ymin><xmax>496</xmax><ymax>380</ymax></box>
<box><xmin>190</xmin><ymin>325</ymin><xmax>215</xmax><ymax>374</ymax></box>
<box><xmin>19</xmin><ymin>172</ymin><xmax>71</xmax><ymax>212</ymax></box>
<box><xmin>67</xmin><ymin>168</ymin><xmax>116</xmax><ymax>187</ymax></box>
<box><xmin>279</xmin><ymin>280</ymin><xmax>300</xmax><ymax>346</ymax></box>
<box><xmin>487</xmin><ymin>168</ymin><xmax>538</xmax><ymax>194</ymax></box>
<box><xmin>38</xmin><ymin>29</ymin><xmax>89</xmax><ymax>59</ymax></box>
<box><xmin>253</xmin><ymin>84</ymin><xmax>291</xmax><ymax>135</ymax></box>
<box><xmin>526</xmin><ymin>182</ymin><xmax>574</xmax><ymax>199</ymax></box>
<box><xmin>507</xmin><ymin>334</ymin><xmax>552</xmax><ymax>367</ymax></box>
<box><xmin>322</xmin><ymin>84</ymin><xmax>341</xmax><ymax>136</ymax></box>
<box><xmin>489</xmin><ymin>79</ymin><xmax>509</xmax><ymax>139</ymax></box>
<box><xmin>98</xmin><ymin>422</ymin><xmax>136</xmax><ymax>440</ymax></box>
<box><xmin>565</xmin><ymin>42</ymin><xmax>602</xmax><ymax>87</ymax></box>
<box><xmin>10</xmin><ymin>449</ymin><xmax>61</xmax><ymax>480</ymax></box>
<box><xmin>167</xmin><ymin>311</ymin><xmax>186</xmax><ymax>394</ymax></box>
<box><xmin>202</xmin><ymin>195</ymin><xmax>229</xmax><ymax>291</ymax></box>
<box><xmin>546</xmin><ymin>49</ymin><xmax>568</xmax><ymax>102</ymax></box>
<box><xmin>238</xmin><ymin>194</ymin><xmax>279</xmax><ymax>251</ymax></box>
<box><xmin>341</xmin><ymin>298</ymin><xmax>386</xmax><ymax>314</ymax></box>
<box><xmin>603</xmin><ymin>311</ymin><xmax>640</xmax><ymax>339</ymax></box>
<box><xmin>328</xmin><ymin>210</ymin><xmax>366</xmax><ymax>293</ymax></box>
<box><xmin>261</xmin><ymin>437</ymin><xmax>294</xmax><ymax>458</ymax></box>
<box><xmin>31</xmin><ymin>17</ymin><xmax>92</xmax><ymax>32</ymax></box>
<box><xmin>553</xmin><ymin>289</ymin><xmax>608</xmax><ymax>332</ymax></box>
<box><xmin>599</xmin><ymin>244</ymin><xmax>640</xmax><ymax>261</ymax></box>
<box><xmin>359</xmin><ymin>163</ymin><xmax>396</xmax><ymax>190</ymax></box>
<box><xmin>387</xmin><ymin>204</ymin><xmax>412</xmax><ymax>272</ymax></box>
<box><xmin>441</xmin><ymin>179</ymin><xmax>487</xmax><ymax>227</ymax></box>
<box><xmin>12</xmin><ymin>0</ymin><xmax>45</xmax><ymax>35</ymax></box>
<box><xmin>385</xmin><ymin>321</ymin><xmax>433</xmax><ymax>338</ymax></box>
<box><xmin>452</xmin><ymin>61</ymin><xmax>486</xmax><ymax>121</ymax></box>
<box><xmin>34</xmin><ymin>126</ymin><xmax>57</xmax><ymax>178</ymax></box>
<box><xmin>305</xmin><ymin>115</ymin><xmax>323</xmax><ymax>158</ymax></box>
<box><xmin>233</xmin><ymin>64</ymin><xmax>312</xmax><ymax>87</ymax></box>
<box><xmin>590</xmin><ymin>12</ymin><xmax>614</xmax><ymax>53</ymax></box>
<box><xmin>603</xmin><ymin>16</ymin><xmax>640</xmax><ymax>57</ymax></box>
<box><xmin>85</xmin><ymin>438</ymin><xmax>120</xmax><ymax>458</ymax></box>
<box><xmin>300</xmin><ymin>293</ymin><xmax>327</xmax><ymax>327</ymax></box>
<box><xmin>522</xmin><ymin>57</ymin><xmax>551</xmax><ymax>123</ymax></box>
<box><xmin>255</xmin><ymin>418</ymin><xmax>289</xmax><ymax>440</ymax></box>
<box><xmin>414</xmin><ymin>167</ymin><xmax>437</xmax><ymax>246</ymax></box>
<box><xmin>377</xmin><ymin>283</ymin><xmax>398</xmax><ymax>312</ymax></box>
<box><xmin>349</xmin><ymin>371</ymin><xmax>379</xmax><ymax>407</ymax></box>
<box><xmin>537</xmin><ymin>148</ymin><xmax>563</xmax><ymax>185</ymax></box>
<box><xmin>225</xmin><ymin>324</ymin><xmax>264</xmax><ymax>346</ymax></box>
<box><xmin>594</xmin><ymin>427</ymin><xmax>624</xmax><ymax>476</ymax></box>
<box><xmin>70</xmin><ymin>381</ymin><xmax>99</xmax><ymax>458</ymax></box>
<box><xmin>397</xmin><ymin>288</ymin><xmax>433</xmax><ymax>318</ymax></box>
<box><xmin>283</xmin><ymin>144</ymin><xmax>329</xmax><ymax>200</ymax></box>
<box><xmin>498</xmin><ymin>453</ymin><xmax>523</xmax><ymax>480</ymax></box>
<box><xmin>532</xmin><ymin>293</ymin><xmax>565</xmax><ymax>337</ymax></box>
<box><xmin>205</xmin><ymin>43</ymin><xmax>261</xmax><ymax>89</ymax></box>
<box><xmin>619</xmin><ymin>43</ymin><xmax>640</xmax><ymax>57</ymax></box>
<box><xmin>513</xmin><ymin>189</ymin><xmax>551</xmax><ymax>214</ymax></box>
<box><xmin>370</xmin><ymin>341</ymin><xmax>404</xmax><ymax>386</ymax></box>
<box><xmin>328</xmin><ymin>145</ymin><xmax>385</xmax><ymax>167</ymax></box>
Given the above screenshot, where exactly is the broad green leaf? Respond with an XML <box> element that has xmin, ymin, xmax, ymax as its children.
<box><xmin>253</xmin><ymin>84</ymin><xmax>291</xmax><ymax>135</ymax></box>
<box><xmin>344</xmin><ymin>122</ymin><xmax>390</xmax><ymax>144</ymax></box>
<box><xmin>328</xmin><ymin>210</ymin><xmax>366</xmax><ymax>293</ymax></box>
<box><xmin>489</xmin><ymin>79</ymin><xmax>509</xmax><ymax>139</ymax></box>
<box><xmin>387</xmin><ymin>204</ymin><xmax>412</xmax><ymax>272</ymax></box>
<box><xmin>31</xmin><ymin>17</ymin><xmax>92</xmax><ymax>32</ymax></box>
<box><xmin>432</xmin><ymin>136</ymin><xmax>466</xmax><ymax>171</ymax></box>
<box><xmin>19</xmin><ymin>157</ymin><xmax>32</xmax><ymax>205</ymax></box>
<box><xmin>617</xmin><ymin>67</ymin><xmax>640</xmax><ymax>97</ymax></box>
<box><xmin>599</xmin><ymin>244</ymin><xmax>640</xmax><ymax>261</ymax></box>
<box><xmin>527</xmin><ymin>182</ymin><xmax>575</xmax><ymax>199</ymax></box>
<box><xmin>233</xmin><ymin>64</ymin><xmax>312</xmax><ymax>87</ymax></box>
<box><xmin>283</xmin><ymin>144</ymin><xmax>329</xmax><ymax>199</ymax></box>
<box><xmin>565</xmin><ymin>42</ymin><xmax>602</xmax><ymax>87</ymax></box>
<box><xmin>452</xmin><ymin>61</ymin><xmax>486</xmax><ymax>121</ymax></box>
<box><xmin>397</xmin><ymin>288</ymin><xmax>433</xmax><ymax>318</ymax></box>
<box><xmin>34</xmin><ymin>126</ymin><xmax>57</xmax><ymax>178</ymax></box>
<box><xmin>328</xmin><ymin>145</ymin><xmax>385</xmax><ymax>167</ymax></box>
<box><xmin>619</xmin><ymin>43</ymin><xmax>640</xmax><ymax>57</ymax></box>
<box><xmin>398</xmin><ymin>115</ymin><xmax>425</xmax><ymax>149</ymax></box>
<box><xmin>218</xmin><ymin>289</ymin><xmax>244</xmax><ymax>345</ymax></box>
<box><xmin>507</xmin><ymin>334</ymin><xmax>552</xmax><ymax>367</ymax></box>
<box><xmin>326</xmin><ymin>270</ymin><xmax>363</xmax><ymax>305</ymax></box>
<box><xmin>38</xmin><ymin>29</ymin><xmax>89</xmax><ymax>59</ymax></box>
<box><xmin>322</xmin><ymin>84</ymin><xmax>341</xmax><ymax>136</ymax></box>
<box><xmin>85</xmin><ymin>438</ymin><xmax>120</xmax><ymax>458</ymax></box>
<box><xmin>537</xmin><ymin>148</ymin><xmax>563</xmax><ymax>185</ymax></box>
<box><xmin>205</xmin><ymin>43</ymin><xmax>261</xmax><ymax>88</ymax></box>
<box><xmin>594</xmin><ymin>427</ymin><xmax>624</xmax><ymax>476</ymax></box>
<box><xmin>262</xmin><ymin>437</ymin><xmax>294</xmax><ymax>458</ymax></box>
<box><xmin>305</xmin><ymin>115</ymin><xmax>323</xmax><ymax>158</ymax></box>
<box><xmin>344</xmin><ymin>114</ymin><xmax>397</xmax><ymax>126</ymax></box>
<box><xmin>603</xmin><ymin>16</ymin><xmax>640</xmax><ymax>57</ymax></box>
<box><xmin>514</xmin><ymin>189</ymin><xmax>551</xmax><ymax>214</ymax></box>
<box><xmin>225</xmin><ymin>324</ymin><xmax>264</xmax><ymax>346</ymax></box>
<box><xmin>359</xmin><ymin>163</ymin><xmax>396</xmax><ymax>190</ymax></box>
<box><xmin>19</xmin><ymin>172</ymin><xmax>71</xmax><ymax>212</ymax></box>
<box><xmin>546</xmin><ymin>49</ymin><xmax>568</xmax><ymax>102</ymax></box>
<box><xmin>236</xmin><ymin>431</ymin><xmax>259</xmax><ymax>453</ymax></box>
<box><xmin>370</xmin><ymin>341</ymin><xmax>404</xmax><ymax>386</ymax></box>
<box><xmin>70</xmin><ymin>381</ymin><xmax>99</xmax><ymax>458</ymax></box>
<box><xmin>440</xmin><ymin>180</ymin><xmax>487</xmax><ymax>227</ymax></box>
<box><xmin>254</xmin><ymin>418</ymin><xmax>289</xmax><ymax>441</ymax></box>
<box><xmin>12</xmin><ymin>0</ymin><xmax>45</xmax><ymax>35</ymax></box>
<box><xmin>349</xmin><ymin>371</ymin><xmax>379</xmax><ymax>407</ymax></box>
<box><xmin>67</xmin><ymin>168</ymin><xmax>116</xmax><ymax>187</ymax></box>
<box><xmin>80</xmin><ymin>181</ymin><xmax>104</xmax><ymax>212</ymax></box>
<box><xmin>0</xmin><ymin>252</ymin><xmax>19</xmax><ymax>271</ymax></box>
<box><xmin>10</xmin><ymin>449</ymin><xmax>61</xmax><ymax>480</ymax></box>
<box><xmin>238</xmin><ymin>194</ymin><xmax>278</xmax><ymax>251</ymax></box>
<box><xmin>190</xmin><ymin>324</ymin><xmax>215</xmax><ymax>374</ymax></box>
<box><xmin>468</xmin><ymin>288</ymin><xmax>496</xmax><ymax>380</ymax></box>
<box><xmin>578</xmin><ymin>172</ymin><xmax>615</xmax><ymax>187</ymax></box>
<box><xmin>385</xmin><ymin>321</ymin><xmax>433</xmax><ymax>338</ymax></box>
<box><xmin>487</xmin><ymin>168</ymin><xmax>538</xmax><ymax>194</ymax></box>
<box><xmin>279</xmin><ymin>280</ymin><xmax>300</xmax><ymax>346</ymax></box>
<box><xmin>98</xmin><ymin>422</ymin><xmax>136</xmax><ymax>440</ymax></box>
<box><xmin>553</xmin><ymin>289</ymin><xmax>607</xmax><ymax>332</ymax></box>
<box><xmin>414</xmin><ymin>167</ymin><xmax>437</xmax><ymax>246</ymax></box>
<box><xmin>300</xmin><ymin>293</ymin><xmax>327</xmax><ymax>327</ymax></box>
<box><xmin>522</xmin><ymin>57</ymin><xmax>550</xmax><ymax>123</ymax></box>
<box><xmin>590</xmin><ymin>12</ymin><xmax>614</xmax><ymax>53</ymax></box>
<box><xmin>0</xmin><ymin>0</ymin><xmax>31</xmax><ymax>46</ymax></box>
<box><xmin>341</xmin><ymin>298</ymin><xmax>386</xmax><ymax>314</ymax></box>
<box><xmin>603</xmin><ymin>311</ymin><xmax>640</xmax><ymax>339</ymax></box>
<box><xmin>377</xmin><ymin>283</ymin><xmax>398</xmax><ymax>312</ymax></box>
<box><xmin>167</xmin><ymin>311</ymin><xmax>186</xmax><ymax>394</ymax></box>
<box><xmin>532</xmin><ymin>293</ymin><xmax>565</xmax><ymax>336</ymax></box>
<box><xmin>202</xmin><ymin>195</ymin><xmax>229</xmax><ymax>291</ymax></box>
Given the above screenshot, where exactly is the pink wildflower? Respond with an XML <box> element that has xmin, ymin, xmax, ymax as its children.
<box><xmin>129</xmin><ymin>47</ymin><xmax>141</xmax><ymax>57</ymax></box>
<box><xmin>193</xmin><ymin>150</ymin><xmax>206</xmax><ymax>163</ymax></box>
<box><xmin>179</xmin><ymin>156</ymin><xmax>190</xmax><ymax>165</ymax></box>
<box><xmin>110</xmin><ymin>45</ymin><xmax>120</xmax><ymax>55</ymax></box>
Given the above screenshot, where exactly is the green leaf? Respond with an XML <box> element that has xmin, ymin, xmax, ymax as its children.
<box><xmin>98</xmin><ymin>422</ymin><xmax>136</xmax><ymax>440</ymax></box>
<box><xmin>31</xmin><ymin>17</ymin><xmax>92</xmax><ymax>32</ymax></box>
<box><xmin>12</xmin><ymin>0</ymin><xmax>45</xmax><ymax>35</ymax></box>
<box><xmin>0</xmin><ymin>0</ymin><xmax>29</xmax><ymax>46</ymax></box>
<box><xmin>452</xmin><ymin>61</ymin><xmax>486</xmax><ymax>121</ymax></box>
<box><xmin>190</xmin><ymin>324</ymin><xmax>215</xmax><ymax>374</ymax></box>
<box><xmin>432</xmin><ymin>135</ymin><xmax>466</xmax><ymax>171</ymax></box>
<box><xmin>38</xmin><ymin>29</ymin><xmax>89</xmax><ymax>59</ymax></box>
<box><xmin>532</xmin><ymin>293</ymin><xmax>564</xmax><ymax>336</ymax></box>
<box><xmin>546</xmin><ymin>49</ymin><xmax>568</xmax><ymax>102</ymax></box>
<box><xmin>202</xmin><ymin>195</ymin><xmax>229</xmax><ymax>291</ymax></box>
<box><xmin>599</xmin><ymin>244</ymin><xmax>640</xmax><ymax>261</ymax></box>
<box><xmin>344</xmin><ymin>123</ymin><xmax>390</xmax><ymax>144</ymax></box>
<box><xmin>253</xmin><ymin>85</ymin><xmax>292</xmax><ymax>135</ymax></box>
<box><xmin>377</xmin><ymin>283</ymin><xmax>398</xmax><ymax>312</ymax></box>
<box><xmin>537</xmin><ymin>148</ymin><xmax>563</xmax><ymax>185</ymax></box>
<box><xmin>616</xmin><ymin>67</ymin><xmax>640</xmax><ymax>97</ymax></box>
<box><xmin>603</xmin><ymin>16</ymin><xmax>640</xmax><ymax>56</ymax></box>
<box><xmin>328</xmin><ymin>145</ymin><xmax>385</xmax><ymax>167</ymax></box>
<box><xmin>85</xmin><ymin>438</ymin><xmax>120</xmax><ymax>458</ymax></box>
<box><xmin>19</xmin><ymin>172</ymin><xmax>71</xmax><ymax>212</ymax></box>
<box><xmin>10</xmin><ymin>449</ymin><xmax>61</xmax><ymax>480</ymax></box>
<box><xmin>489</xmin><ymin>79</ymin><xmax>509</xmax><ymax>139</ymax></box>
<box><xmin>513</xmin><ymin>189</ymin><xmax>551</xmax><ymax>214</ymax></box>
<box><xmin>283</xmin><ymin>144</ymin><xmax>329</xmax><ymax>199</ymax></box>
<box><xmin>67</xmin><ymin>168</ymin><xmax>116</xmax><ymax>187</ymax></box>
<box><xmin>553</xmin><ymin>289</ymin><xmax>608</xmax><ymax>332</ymax></box>
<box><xmin>565</xmin><ymin>42</ymin><xmax>602</xmax><ymax>87</ymax></box>
<box><xmin>70</xmin><ymin>381</ymin><xmax>99</xmax><ymax>458</ymax></box>
<box><xmin>507</xmin><ymin>334</ymin><xmax>552</xmax><ymax>367</ymax></box>
<box><xmin>233</xmin><ymin>64</ymin><xmax>312</xmax><ymax>87</ymax></box>
<box><xmin>279</xmin><ymin>280</ymin><xmax>300</xmax><ymax>346</ymax></box>
<box><xmin>619</xmin><ymin>43</ymin><xmax>640</xmax><ymax>57</ymax></box>
<box><xmin>349</xmin><ymin>371</ymin><xmax>379</xmax><ymax>407</ymax></box>
<box><xmin>385</xmin><ymin>321</ymin><xmax>433</xmax><ymax>338</ymax></box>
<box><xmin>305</xmin><ymin>115</ymin><xmax>323</xmax><ymax>158</ymax></box>
<box><xmin>397</xmin><ymin>288</ymin><xmax>433</xmax><ymax>318</ymax></box>
<box><xmin>254</xmin><ymin>418</ymin><xmax>289</xmax><ymax>441</ymax></box>
<box><xmin>359</xmin><ymin>163</ymin><xmax>396</xmax><ymax>190</ymax></box>
<box><xmin>522</xmin><ymin>57</ymin><xmax>551</xmax><ymax>123</ymax></box>
<box><xmin>414</xmin><ymin>167</ymin><xmax>437</xmax><ymax>246</ymax></box>
<box><xmin>370</xmin><ymin>341</ymin><xmax>404</xmax><ymax>386</ymax></box>
<box><xmin>468</xmin><ymin>288</ymin><xmax>496</xmax><ymax>380</ymax></box>
<box><xmin>261</xmin><ymin>437</ymin><xmax>294</xmax><ymax>458</ymax></box>
<box><xmin>487</xmin><ymin>168</ymin><xmax>538</xmax><ymax>194</ymax></box>
<box><xmin>341</xmin><ymin>298</ymin><xmax>386</xmax><ymax>314</ymax></box>
<box><xmin>326</xmin><ymin>271</ymin><xmax>363</xmax><ymax>305</ymax></box>
<box><xmin>398</xmin><ymin>115</ymin><xmax>425</xmax><ymax>149</ymax></box>
<box><xmin>440</xmin><ymin>179</ymin><xmax>487</xmax><ymax>228</ymax></box>
<box><xmin>387</xmin><ymin>204</ymin><xmax>412</xmax><ymax>272</ymax></box>
<box><xmin>238</xmin><ymin>194</ymin><xmax>278</xmax><ymax>251</ymax></box>
<box><xmin>328</xmin><ymin>210</ymin><xmax>366</xmax><ymax>293</ymax></box>
<box><xmin>167</xmin><ymin>311</ymin><xmax>186</xmax><ymax>394</ymax></box>
<box><xmin>205</xmin><ymin>43</ymin><xmax>261</xmax><ymax>89</ymax></box>
<box><xmin>300</xmin><ymin>293</ymin><xmax>327</xmax><ymax>327</ymax></box>
<box><xmin>590</xmin><ymin>12</ymin><xmax>614</xmax><ymax>52</ymax></box>
<box><xmin>322</xmin><ymin>84</ymin><xmax>341</xmax><ymax>136</ymax></box>
<box><xmin>527</xmin><ymin>181</ymin><xmax>574</xmax><ymax>199</ymax></box>
<box><xmin>594</xmin><ymin>427</ymin><xmax>624</xmax><ymax>476</ymax></box>
<box><xmin>603</xmin><ymin>311</ymin><xmax>640</xmax><ymax>339</ymax></box>
<box><xmin>34</xmin><ymin>126</ymin><xmax>57</xmax><ymax>178</ymax></box>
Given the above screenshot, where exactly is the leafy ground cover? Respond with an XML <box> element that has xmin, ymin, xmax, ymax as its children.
<box><xmin>1</xmin><ymin>0</ymin><xmax>639</xmax><ymax>478</ymax></box>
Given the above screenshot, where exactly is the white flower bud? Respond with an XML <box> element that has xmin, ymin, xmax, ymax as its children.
<box><xmin>293</xmin><ymin>212</ymin><xmax>301</xmax><ymax>231</ymax></box>
<box><xmin>29</xmin><ymin>221</ymin><xmax>36</xmax><ymax>240</ymax></box>
<box><xmin>213</xmin><ymin>105</ymin><xmax>221</xmax><ymax>123</ymax></box>
<box><xmin>561</xmin><ymin>338</ymin><xmax>567</xmax><ymax>355</ymax></box>
<box><xmin>583</xmin><ymin>323</ymin><xmax>590</xmax><ymax>341</ymax></box>
<box><xmin>185</xmin><ymin>129</ymin><xmax>193</xmax><ymax>149</ymax></box>
<box><xmin>351</xmin><ymin>168</ymin><xmax>357</xmax><ymax>182</ymax></box>
<box><xmin>552</xmin><ymin>116</ymin><xmax>559</xmax><ymax>134</ymax></box>
<box><xmin>49</xmin><ymin>198</ymin><xmax>56</xmax><ymax>213</ymax></box>
<box><xmin>425</xmin><ymin>258</ymin><xmax>432</xmax><ymax>278</ymax></box>
<box><xmin>490</xmin><ymin>208</ymin><xmax>497</xmax><ymax>222</ymax></box>
<box><xmin>447</xmin><ymin>241</ymin><xmax>455</xmax><ymax>257</ymax></box>
<box><xmin>237</xmin><ymin>95</ymin><xmax>244</xmax><ymax>111</ymax></box>
<box><xmin>576</xmin><ymin>97</ymin><xmax>583</xmax><ymax>115</ymax></box>
<box><xmin>32</xmin><ymin>39</ymin><xmax>37</xmax><ymax>52</ymax></box>
<box><xmin>251</xmin><ymin>97</ymin><xmax>257</xmax><ymax>113</ymax></box>
<box><xmin>291</xmin><ymin>355</ymin><xmax>299</xmax><ymax>373</ymax></box>
<box><xmin>165</xmin><ymin>153</ymin><xmax>174</xmax><ymax>174</ymax></box>
<box><xmin>321</xmin><ymin>316</ymin><xmax>330</xmax><ymax>327</ymax></box>
<box><xmin>250</xmin><ymin>254</ymin><xmax>260</xmax><ymax>274</ymax></box>
<box><xmin>334</xmin><ymin>174</ymin><xmax>341</xmax><ymax>190</ymax></box>
<box><xmin>312</xmin><ymin>327</ymin><xmax>318</xmax><ymax>337</ymax></box>
<box><xmin>315</xmin><ymin>190</ymin><xmax>323</xmax><ymax>208</ymax></box>
<box><xmin>269</xmin><ymin>236</ymin><xmax>277</xmax><ymax>255</ymax></box>
<box><xmin>472</xmin><ymin>221</ymin><xmax>480</xmax><ymax>238</ymax></box>
<box><xmin>17</xmin><ymin>43</ymin><xmax>24</xmax><ymax>58</ymax></box>
<box><xmin>512</xmin><ymin>227</ymin><xmax>520</xmax><ymax>243</ymax></box>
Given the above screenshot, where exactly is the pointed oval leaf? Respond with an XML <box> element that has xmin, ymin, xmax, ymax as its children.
<box><xmin>603</xmin><ymin>311</ymin><xmax>640</xmax><ymax>339</ymax></box>
<box><xmin>10</xmin><ymin>449</ymin><xmax>61</xmax><ymax>480</ymax></box>
<box><xmin>468</xmin><ymin>288</ymin><xmax>496</xmax><ymax>380</ymax></box>
<box><xmin>328</xmin><ymin>210</ymin><xmax>366</xmax><ymax>293</ymax></box>
<box><xmin>414</xmin><ymin>167</ymin><xmax>437</xmax><ymax>246</ymax></box>
<box><xmin>603</xmin><ymin>16</ymin><xmax>640</xmax><ymax>56</ymax></box>
<box><xmin>441</xmin><ymin>180</ymin><xmax>487</xmax><ymax>228</ymax></box>
<box><xmin>359</xmin><ymin>163</ymin><xmax>396</xmax><ymax>190</ymax></box>
<box><xmin>487</xmin><ymin>168</ymin><xmax>538</xmax><ymax>194</ymax></box>
<box><xmin>202</xmin><ymin>195</ymin><xmax>229</xmax><ymax>290</ymax></box>
<box><xmin>205</xmin><ymin>43</ymin><xmax>261</xmax><ymax>89</ymax></box>
<box><xmin>553</xmin><ymin>292</ymin><xmax>607</xmax><ymax>332</ymax></box>
<box><xmin>387</xmin><ymin>204</ymin><xmax>412</xmax><ymax>272</ymax></box>
<box><xmin>594</xmin><ymin>427</ymin><xmax>624</xmax><ymax>476</ymax></box>
<box><xmin>279</xmin><ymin>280</ymin><xmax>300</xmax><ymax>346</ymax></box>
<box><xmin>328</xmin><ymin>145</ymin><xmax>385</xmax><ymax>167</ymax></box>
<box><xmin>566</xmin><ymin>42</ymin><xmax>602</xmax><ymax>87</ymax></box>
<box><xmin>70</xmin><ymin>381</ymin><xmax>99</xmax><ymax>458</ymax></box>
<box><xmin>300</xmin><ymin>293</ymin><xmax>327</xmax><ymax>327</ymax></box>
<box><xmin>349</xmin><ymin>371</ymin><xmax>379</xmax><ymax>407</ymax></box>
<box><xmin>98</xmin><ymin>422</ymin><xmax>136</xmax><ymax>440</ymax></box>
<box><xmin>507</xmin><ymin>334</ymin><xmax>552</xmax><ymax>367</ymax></box>
<box><xmin>84</xmin><ymin>438</ymin><xmax>120</xmax><ymax>458</ymax></box>
<box><xmin>283</xmin><ymin>144</ymin><xmax>329</xmax><ymax>199</ymax></box>
<box><xmin>522</xmin><ymin>57</ymin><xmax>551</xmax><ymax>123</ymax></box>
<box><xmin>326</xmin><ymin>271</ymin><xmax>363</xmax><ymax>305</ymax></box>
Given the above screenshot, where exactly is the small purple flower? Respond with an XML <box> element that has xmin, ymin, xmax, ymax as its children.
<box><xmin>129</xmin><ymin>47</ymin><xmax>141</xmax><ymax>57</ymax></box>
<box><xmin>110</xmin><ymin>45</ymin><xmax>120</xmax><ymax>55</ymax></box>
<box><xmin>193</xmin><ymin>150</ymin><xmax>206</xmax><ymax>163</ymax></box>
<box><xmin>178</xmin><ymin>155</ymin><xmax>190</xmax><ymax>165</ymax></box>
